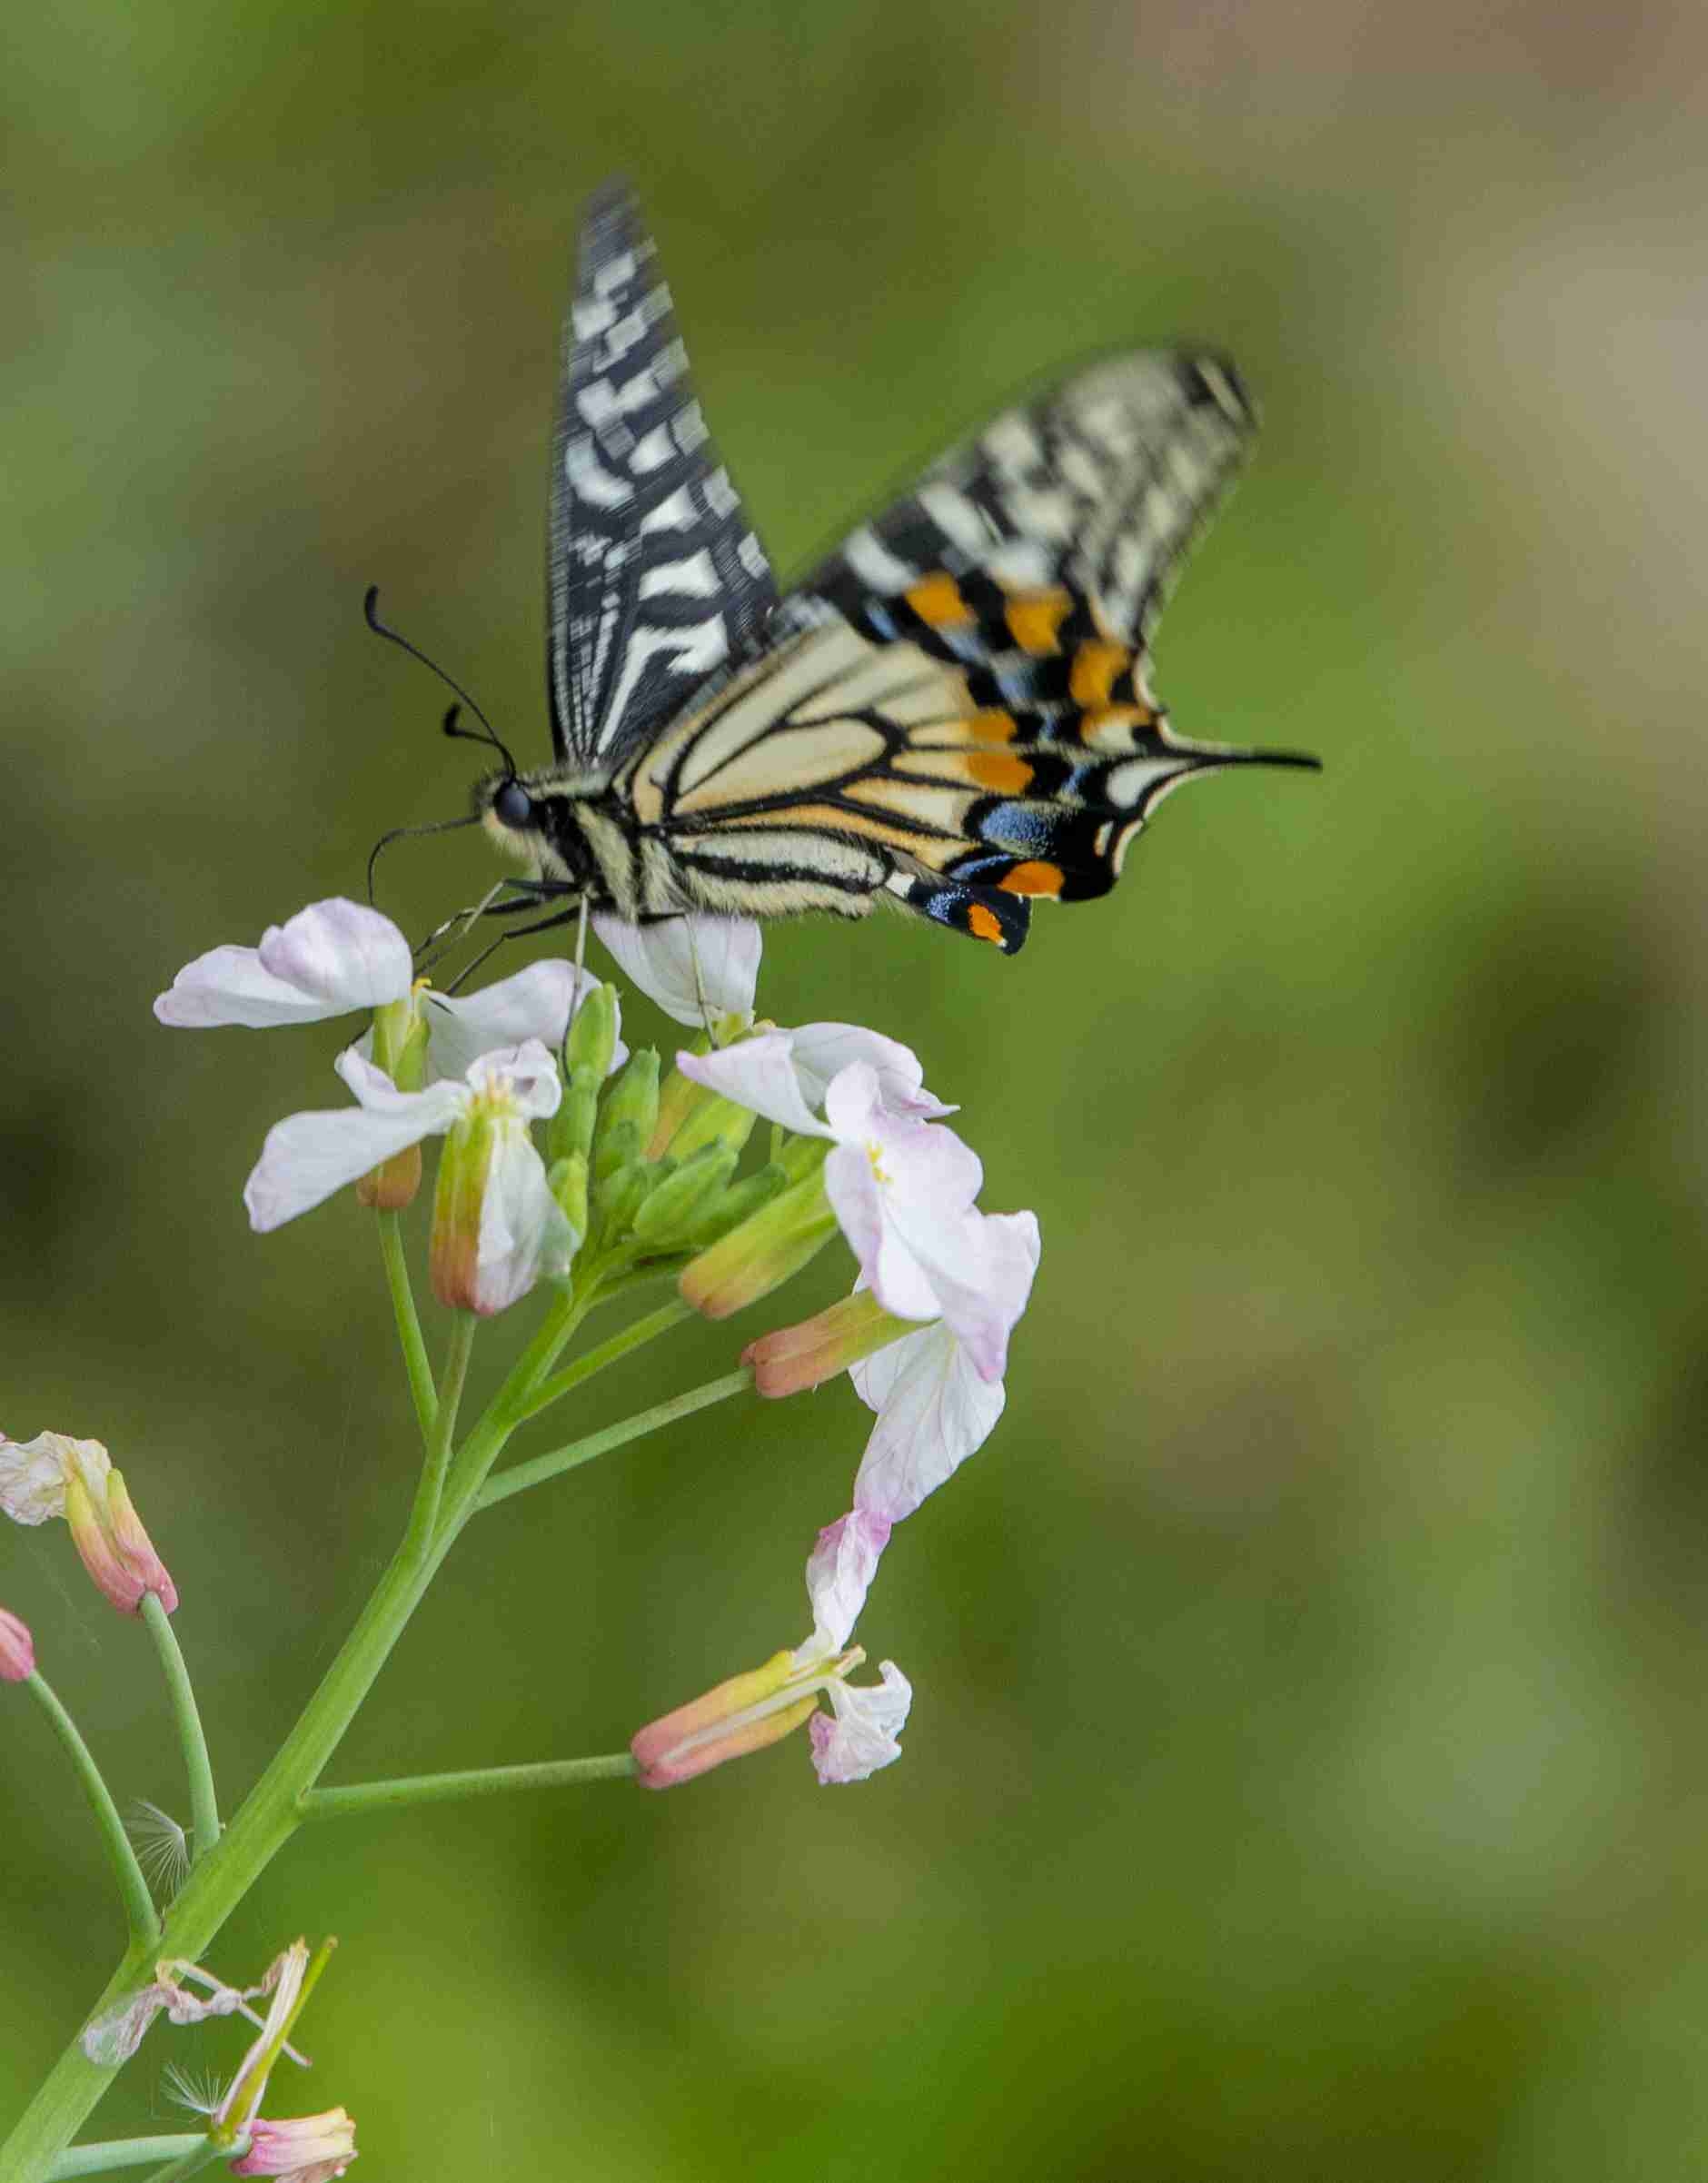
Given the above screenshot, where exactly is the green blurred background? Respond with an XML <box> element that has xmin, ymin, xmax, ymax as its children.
<box><xmin>5</xmin><ymin>2</ymin><xmax>1705</xmax><ymax>2174</ymax></box>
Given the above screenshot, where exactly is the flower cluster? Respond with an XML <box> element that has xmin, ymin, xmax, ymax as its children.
<box><xmin>154</xmin><ymin>896</ymin><xmax>1038</xmax><ymax>1784</ymax></box>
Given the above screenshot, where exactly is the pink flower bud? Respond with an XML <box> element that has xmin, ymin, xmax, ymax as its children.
<box><xmin>631</xmin><ymin>1651</ymin><xmax>822</xmax><ymax>1790</ymax></box>
<box><xmin>0</xmin><ymin>1606</ymin><xmax>34</xmax><ymax>1681</ymax></box>
<box><xmin>229</xmin><ymin>2106</ymin><xmax>357</xmax><ymax>2178</ymax></box>
<box><xmin>65</xmin><ymin>1463</ymin><xmax>179</xmax><ymax>1616</ymax></box>
<box><xmin>742</xmin><ymin>1290</ymin><xmax>914</xmax><ymax>1397</ymax></box>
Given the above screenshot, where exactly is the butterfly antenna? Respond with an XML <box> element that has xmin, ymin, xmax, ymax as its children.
<box><xmin>363</xmin><ymin>586</ymin><xmax>521</xmax><ymax>777</ymax></box>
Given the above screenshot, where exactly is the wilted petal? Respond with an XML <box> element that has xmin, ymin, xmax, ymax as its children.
<box><xmin>809</xmin><ymin>1661</ymin><xmax>912</xmax><ymax>1784</ymax></box>
<box><xmin>851</xmin><ymin>1321</ymin><xmax>1007</xmax><ymax>1523</ymax></box>
<box><xmin>229</xmin><ymin>2107</ymin><xmax>357</xmax><ymax>2178</ymax></box>
<box><xmin>593</xmin><ymin>913</ymin><xmax>760</xmax><ymax>1027</ymax></box>
<box><xmin>154</xmin><ymin>901</ymin><xmax>412</xmax><ymax>1028</ymax></box>
<box><xmin>424</xmin><ymin>962</ymin><xmax>624</xmax><ymax>1083</ymax></box>
<box><xmin>0</xmin><ymin>1433</ymin><xmax>112</xmax><ymax>1526</ymax></box>
<box><xmin>800</xmin><ymin>1509</ymin><xmax>891</xmax><ymax>1654</ymax></box>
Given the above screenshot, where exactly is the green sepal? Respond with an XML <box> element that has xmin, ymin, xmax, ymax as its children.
<box><xmin>549</xmin><ymin>1064</ymin><xmax>602</xmax><ymax>1166</ymax></box>
<box><xmin>595</xmin><ymin>1156</ymin><xmax>665</xmax><ymax>1242</ymax></box>
<box><xmin>629</xmin><ymin>1142</ymin><xmax>740</xmax><ymax>1246</ymax></box>
<box><xmin>684</xmin><ymin>1160</ymin><xmax>789</xmax><ymax>1248</ymax></box>
<box><xmin>563</xmin><ymin>981</ymin><xmax>619</xmax><ymax>1080</ymax></box>
<box><xmin>549</xmin><ymin>1150</ymin><xmax>590</xmax><ymax>1240</ymax></box>
<box><xmin>778</xmin><ymin>1134</ymin><xmax>831</xmax><ymax>1186</ymax></box>
<box><xmin>593</xmin><ymin>1050</ymin><xmax>660</xmax><ymax>1176</ymax></box>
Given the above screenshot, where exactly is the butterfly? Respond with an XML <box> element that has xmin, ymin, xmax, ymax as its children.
<box><xmin>429</xmin><ymin>182</ymin><xmax>1316</xmax><ymax>958</ymax></box>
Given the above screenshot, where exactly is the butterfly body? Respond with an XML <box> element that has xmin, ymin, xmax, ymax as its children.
<box><xmin>468</xmin><ymin>183</ymin><xmax>1316</xmax><ymax>957</ymax></box>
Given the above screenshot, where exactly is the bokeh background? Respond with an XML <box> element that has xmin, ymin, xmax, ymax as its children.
<box><xmin>5</xmin><ymin>2</ymin><xmax>1706</xmax><ymax>2175</ymax></box>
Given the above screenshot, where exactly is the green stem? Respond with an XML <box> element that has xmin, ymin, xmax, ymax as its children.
<box><xmin>517</xmin><ymin>1297</ymin><xmax>693</xmax><ymax>1419</ymax></box>
<box><xmin>45</xmin><ymin>2138</ymin><xmax>209</xmax><ymax>2180</ymax></box>
<box><xmin>0</xmin><ymin>1269</ymin><xmax>660</xmax><ymax>2181</ymax></box>
<box><xmin>138</xmin><ymin>1597</ymin><xmax>219</xmax><ymax>1866</ymax></box>
<box><xmin>377</xmin><ymin>1209</ymin><xmax>436</xmax><ymax>1447</ymax></box>
<box><xmin>24</xmin><ymin>1675</ymin><xmax>158</xmax><ymax>1948</ymax></box>
<box><xmin>478</xmin><ymin>1368</ymin><xmax>752</xmax><ymax>1512</ymax></box>
<box><xmin>135</xmin><ymin>2146</ymin><xmax>226</xmax><ymax>2183</ymax></box>
<box><xmin>299</xmin><ymin>1751</ymin><xmax>635</xmax><ymax>1821</ymax></box>
<box><xmin>403</xmin><ymin>1313</ymin><xmax>475</xmax><ymax>1561</ymax></box>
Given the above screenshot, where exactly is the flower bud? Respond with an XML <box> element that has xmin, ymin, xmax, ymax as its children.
<box><xmin>0</xmin><ymin>1607</ymin><xmax>34</xmax><ymax>1681</ymax></box>
<box><xmin>742</xmin><ymin>1290</ymin><xmax>915</xmax><ymax>1397</ymax></box>
<box><xmin>683</xmin><ymin>1162</ymin><xmax>789</xmax><ymax>1249</ymax></box>
<box><xmin>628</xmin><ymin>1142</ymin><xmax>739</xmax><ymax>1248</ymax></box>
<box><xmin>679</xmin><ymin>1166</ymin><xmax>839</xmax><ymax>1320</ymax></box>
<box><xmin>563</xmin><ymin>980</ymin><xmax>619</xmax><ymax>1080</ymax></box>
<box><xmin>549</xmin><ymin>1150</ymin><xmax>590</xmax><ymax>1240</ymax></box>
<box><xmin>591</xmin><ymin>1050</ymin><xmax>660</xmax><ymax>1176</ymax></box>
<box><xmin>64</xmin><ymin>1463</ymin><xmax>179</xmax><ymax>1616</ymax></box>
<box><xmin>229</xmin><ymin>2107</ymin><xmax>357</xmax><ymax>2178</ymax></box>
<box><xmin>547</xmin><ymin>1062</ymin><xmax>601</xmax><ymax>1167</ymax></box>
<box><xmin>631</xmin><ymin>1650</ymin><xmax>824</xmax><ymax>1790</ymax></box>
<box><xmin>592</xmin><ymin>1155</ymin><xmax>663</xmax><ymax>1244</ymax></box>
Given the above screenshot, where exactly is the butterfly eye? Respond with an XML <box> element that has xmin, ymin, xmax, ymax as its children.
<box><xmin>493</xmin><ymin>780</ymin><xmax>534</xmax><ymax>829</ymax></box>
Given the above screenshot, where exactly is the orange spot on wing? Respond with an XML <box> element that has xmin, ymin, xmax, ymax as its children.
<box><xmin>1078</xmin><ymin>703</ymin><xmax>1158</xmax><ymax>750</ymax></box>
<box><xmin>1004</xmin><ymin>589</ymin><xmax>1073</xmax><ymax>655</ymax></box>
<box><xmin>906</xmin><ymin>573</ymin><xmax>974</xmax><ymax>629</ymax></box>
<box><xmin>964</xmin><ymin>749</ymin><xmax>1034</xmax><ymax>793</ymax></box>
<box><xmin>967</xmin><ymin>903</ymin><xmax>1005</xmax><ymax>944</ymax></box>
<box><xmin>1069</xmin><ymin>640</ymin><xmax>1129</xmax><ymax>707</ymax></box>
<box><xmin>998</xmin><ymin>860</ymin><xmax>1065</xmax><ymax>898</ymax></box>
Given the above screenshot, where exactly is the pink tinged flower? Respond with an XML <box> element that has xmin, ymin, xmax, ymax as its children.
<box><xmin>631</xmin><ymin>1509</ymin><xmax>909</xmax><ymax>1790</ymax></box>
<box><xmin>676</xmin><ymin>1026</ymin><xmax>951</xmax><ymax>1139</ymax></box>
<box><xmin>0</xmin><ymin>1606</ymin><xmax>34</xmax><ymax>1681</ymax></box>
<box><xmin>229</xmin><ymin>2108</ymin><xmax>357</xmax><ymax>2179</ymax></box>
<box><xmin>593</xmin><ymin>912</ymin><xmax>761</xmax><ymax>1028</ymax></box>
<box><xmin>0</xmin><ymin>1433</ymin><xmax>177</xmax><ymax>1615</ymax></box>
<box><xmin>154</xmin><ymin>900</ymin><xmax>413</xmax><ymax>1027</ymax></box>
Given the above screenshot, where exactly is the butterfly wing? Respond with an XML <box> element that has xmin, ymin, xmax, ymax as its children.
<box><xmin>623</xmin><ymin>351</ymin><xmax>1313</xmax><ymax>952</ymax></box>
<box><xmin>546</xmin><ymin>184</ymin><xmax>778</xmax><ymax>768</ymax></box>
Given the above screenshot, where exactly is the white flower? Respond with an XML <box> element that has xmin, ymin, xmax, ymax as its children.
<box><xmin>155</xmin><ymin>896</ymin><xmax>621</xmax><ymax>1077</ymax></box>
<box><xmin>631</xmin><ymin>1509</ymin><xmax>910</xmax><ymax>1789</ymax></box>
<box><xmin>243</xmin><ymin>1042</ymin><xmax>574</xmax><ymax>1313</ymax></box>
<box><xmin>593</xmin><ymin>913</ymin><xmax>760</xmax><ymax>1028</ymax></box>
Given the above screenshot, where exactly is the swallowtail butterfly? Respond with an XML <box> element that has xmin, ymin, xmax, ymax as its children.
<box><xmin>459</xmin><ymin>183</ymin><xmax>1316</xmax><ymax>957</ymax></box>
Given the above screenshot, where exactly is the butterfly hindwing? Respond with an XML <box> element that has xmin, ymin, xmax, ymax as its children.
<box><xmin>546</xmin><ymin>184</ymin><xmax>778</xmax><ymax>768</ymax></box>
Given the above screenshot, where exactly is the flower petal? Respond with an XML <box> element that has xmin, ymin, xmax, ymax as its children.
<box><xmin>786</xmin><ymin>1025</ymin><xmax>953</xmax><ymax>1119</ymax></box>
<box><xmin>424</xmin><ymin>962</ymin><xmax>625</xmax><ymax>1083</ymax></box>
<box><xmin>154</xmin><ymin>901</ymin><xmax>411</xmax><ymax>1027</ymax></box>
<box><xmin>799</xmin><ymin>1508</ymin><xmax>892</xmax><ymax>1654</ymax></box>
<box><xmin>471</xmin><ymin>1133</ymin><xmax>577</xmax><ymax>1313</ymax></box>
<box><xmin>809</xmin><ymin>1661</ymin><xmax>912</xmax><ymax>1784</ymax></box>
<box><xmin>851</xmin><ymin>1322</ymin><xmax>1007</xmax><ymax>1523</ymax></box>
<box><xmin>900</xmin><ymin>1206</ymin><xmax>1041</xmax><ymax>1384</ymax></box>
<box><xmin>244</xmin><ymin>1075</ymin><xmax>468</xmax><ymax>1232</ymax></box>
<box><xmin>676</xmin><ymin>1031</ymin><xmax>834</xmax><ymax>1138</ymax></box>
<box><xmin>593</xmin><ymin>913</ymin><xmax>760</xmax><ymax>1027</ymax></box>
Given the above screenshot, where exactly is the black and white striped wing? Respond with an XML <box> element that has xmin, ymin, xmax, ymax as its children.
<box><xmin>546</xmin><ymin>184</ymin><xmax>777</xmax><ymax>768</ymax></box>
<box><xmin>799</xmin><ymin>350</ymin><xmax>1254</xmax><ymax>655</ymax></box>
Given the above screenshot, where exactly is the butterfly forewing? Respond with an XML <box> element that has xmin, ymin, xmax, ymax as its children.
<box><xmin>546</xmin><ymin>184</ymin><xmax>778</xmax><ymax>768</ymax></box>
